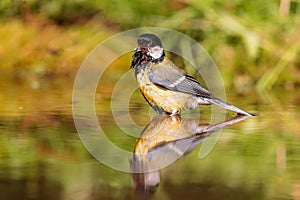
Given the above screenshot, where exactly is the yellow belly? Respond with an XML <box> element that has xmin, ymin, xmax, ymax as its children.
<box><xmin>140</xmin><ymin>84</ymin><xmax>195</xmax><ymax>114</ymax></box>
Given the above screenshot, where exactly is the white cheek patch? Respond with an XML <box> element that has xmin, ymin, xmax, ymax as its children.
<box><xmin>149</xmin><ymin>46</ymin><xmax>164</xmax><ymax>59</ymax></box>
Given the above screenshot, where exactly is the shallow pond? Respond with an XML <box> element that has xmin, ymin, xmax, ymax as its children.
<box><xmin>0</xmin><ymin>71</ymin><xmax>299</xmax><ymax>200</ymax></box>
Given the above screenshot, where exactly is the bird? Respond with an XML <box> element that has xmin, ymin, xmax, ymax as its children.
<box><xmin>130</xmin><ymin>33</ymin><xmax>255</xmax><ymax>116</ymax></box>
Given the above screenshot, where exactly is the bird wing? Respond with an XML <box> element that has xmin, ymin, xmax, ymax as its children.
<box><xmin>147</xmin><ymin>60</ymin><xmax>255</xmax><ymax>116</ymax></box>
<box><xmin>148</xmin><ymin>61</ymin><xmax>212</xmax><ymax>98</ymax></box>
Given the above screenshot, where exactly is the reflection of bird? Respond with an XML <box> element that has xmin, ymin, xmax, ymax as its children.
<box><xmin>131</xmin><ymin>33</ymin><xmax>255</xmax><ymax>116</ymax></box>
<box><xmin>130</xmin><ymin>114</ymin><xmax>249</xmax><ymax>194</ymax></box>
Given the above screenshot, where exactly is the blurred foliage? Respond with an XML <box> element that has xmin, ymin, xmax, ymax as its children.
<box><xmin>0</xmin><ymin>0</ymin><xmax>299</xmax><ymax>91</ymax></box>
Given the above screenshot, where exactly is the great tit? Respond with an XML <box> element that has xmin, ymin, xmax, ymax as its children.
<box><xmin>131</xmin><ymin>33</ymin><xmax>254</xmax><ymax>116</ymax></box>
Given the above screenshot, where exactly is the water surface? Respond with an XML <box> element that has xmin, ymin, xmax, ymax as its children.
<box><xmin>0</xmin><ymin>76</ymin><xmax>299</xmax><ymax>200</ymax></box>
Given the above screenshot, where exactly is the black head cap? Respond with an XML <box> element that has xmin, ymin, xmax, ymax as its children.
<box><xmin>137</xmin><ymin>34</ymin><xmax>163</xmax><ymax>48</ymax></box>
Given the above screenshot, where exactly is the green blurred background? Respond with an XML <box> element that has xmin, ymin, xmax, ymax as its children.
<box><xmin>1</xmin><ymin>0</ymin><xmax>299</xmax><ymax>89</ymax></box>
<box><xmin>1</xmin><ymin>1</ymin><xmax>300</xmax><ymax>199</ymax></box>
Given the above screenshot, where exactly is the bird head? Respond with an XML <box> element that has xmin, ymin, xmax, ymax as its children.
<box><xmin>135</xmin><ymin>33</ymin><xmax>165</xmax><ymax>61</ymax></box>
<box><xmin>131</xmin><ymin>34</ymin><xmax>165</xmax><ymax>69</ymax></box>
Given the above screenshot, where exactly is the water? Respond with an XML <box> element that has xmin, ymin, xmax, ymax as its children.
<box><xmin>1</xmin><ymin>76</ymin><xmax>300</xmax><ymax>200</ymax></box>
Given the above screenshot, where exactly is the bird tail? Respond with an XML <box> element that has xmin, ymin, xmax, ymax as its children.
<box><xmin>205</xmin><ymin>97</ymin><xmax>255</xmax><ymax>116</ymax></box>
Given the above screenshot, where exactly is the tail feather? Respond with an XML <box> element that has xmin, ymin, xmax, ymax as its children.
<box><xmin>206</xmin><ymin>97</ymin><xmax>255</xmax><ymax>116</ymax></box>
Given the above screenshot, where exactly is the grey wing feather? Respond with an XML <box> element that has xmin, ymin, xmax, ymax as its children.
<box><xmin>148</xmin><ymin>63</ymin><xmax>212</xmax><ymax>98</ymax></box>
